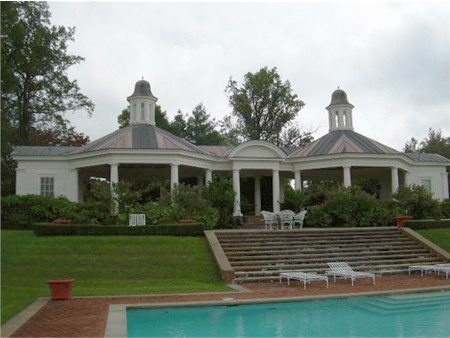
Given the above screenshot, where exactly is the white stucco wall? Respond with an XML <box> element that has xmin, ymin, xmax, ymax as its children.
<box><xmin>16</xmin><ymin>161</ymin><xmax>79</xmax><ymax>202</ymax></box>
<box><xmin>406</xmin><ymin>166</ymin><xmax>449</xmax><ymax>200</ymax></box>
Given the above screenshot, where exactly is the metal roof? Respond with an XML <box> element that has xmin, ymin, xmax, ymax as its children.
<box><xmin>11</xmin><ymin>146</ymin><xmax>78</xmax><ymax>156</ymax></box>
<box><xmin>68</xmin><ymin>124</ymin><xmax>213</xmax><ymax>155</ymax></box>
<box><xmin>289</xmin><ymin>130</ymin><xmax>400</xmax><ymax>158</ymax></box>
<box><xmin>11</xmin><ymin>127</ymin><xmax>450</xmax><ymax>165</ymax></box>
<box><xmin>402</xmin><ymin>152</ymin><xmax>450</xmax><ymax>163</ymax></box>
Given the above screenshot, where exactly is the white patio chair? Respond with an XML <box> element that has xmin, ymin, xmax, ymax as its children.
<box><xmin>278</xmin><ymin>212</ymin><xmax>294</xmax><ymax>230</ymax></box>
<box><xmin>293</xmin><ymin>210</ymin><xmax>307</xmax><ymax>229</ymax></box>
<box><xmin>261</xmin><ymin>211</ymin><xmax>279</xmax><ymax>230</ymax></box>
<box><xmin>326</xmin><ymin>262</ymin><xmax>376</xmax><ymax>286</ymax></box>
<box><xmin>129</xmin><ymin>214</ymin><xmax>146</xmax><ymax>226</ymax></box>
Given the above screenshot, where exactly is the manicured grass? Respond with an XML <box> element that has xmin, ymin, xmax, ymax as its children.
<box><xmin>417</xmin><ymin>228</ymin><xmax>450</xmax><ymax>252</ymax></box>
<box><xmin>1</xmin><ymin>231</ymin><xmax>230</xmax><ymax>324</ymax></box>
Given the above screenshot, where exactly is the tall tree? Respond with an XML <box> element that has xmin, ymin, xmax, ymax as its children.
<box><xmin>185</xmin><ymin>103</ymin><xmax>226</xmax><ymax>145</ymax></box>
<box><xmin>1</xmin><ymin>1</ymin><xmax>94</xmax><ymax>145</ymax></box>
<box><xmin>1</xmin><ymin>1</ymin><xmax>94</xmax><ymax>194</ymax></box>
<box><xmin>224</xmin><ymin>66</ymin><xmax>307</xmax><ymax>146</ymax></box>
<box><xmin>404</xmin><ymin>128</ymin><xmax>450</xmax><ymax>159</ymax></box>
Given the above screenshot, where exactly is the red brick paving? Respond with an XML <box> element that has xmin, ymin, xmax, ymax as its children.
<box><xmin>10</xmin><ymin>274</ymin><xmax>450</xmax><ymax>337</ymax></box>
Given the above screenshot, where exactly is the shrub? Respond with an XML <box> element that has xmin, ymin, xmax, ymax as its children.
<box><xmin>204</xmin><ymin>176</ymin><xmax>235</xmax><ymax>228</ymax></box>
<box><xmin>281</xmin><ymin>186</ymin><xmax>308</xmax><ymax>212</ymax></box>
<box><xmin>119</xmin><ymin>202</ymin><xmax>175</xmax><ymax>225</ymax></box>
<box><xmin>304</xmin><ymin>205</ymin><xmax>332</xmax><ymax>227</ymax></box>
<box><xmin>1</xmin><ymin>194</ymin><xmax>78</xmax><ymax>226</ymax></box>
<box><xmin>323</xmin><ymin>187</ymin><xmax>382</xmax><ymax>227</ymax></box>
<box><xmin>393</xmin><ymin>185</ymin><xmax>440</xmax><ymax>219</ymax></box>
<box><xmin>171</xmin><ymin>184</ymin><xmax>219</xmax><ymax>228</ymax></box>
<box><xmin>439</xmin><ymin>199</ymin><xmax>450</xmax><ymax>218</ymax></box>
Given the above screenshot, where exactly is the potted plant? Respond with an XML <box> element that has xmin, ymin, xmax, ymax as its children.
<box><xmin>47</xmin><ymin>278</ymin><xmax>75</xmax><ymax>300</ymax></box>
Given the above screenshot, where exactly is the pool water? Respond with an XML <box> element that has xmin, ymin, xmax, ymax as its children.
<box><xmin>127</xmin><ymin>291</ymin><xmax>450</xmax><ymax>337</ymax></box>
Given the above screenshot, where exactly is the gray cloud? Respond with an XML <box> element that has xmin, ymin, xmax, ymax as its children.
<box><xmin>49</xmin><ymin>2</ymin><xmax>450</xmax><ymax>151</ymax></box>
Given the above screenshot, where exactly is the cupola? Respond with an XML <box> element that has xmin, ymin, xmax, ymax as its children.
<box><xmin>127</xmin><ymin>79</ymin><xmax>158</xmax><ymax>125</ymax></box>
<box><xmin>326</xmin><ymin>88</ymin><xmax>354</xmax><ymax>132</ymax></box>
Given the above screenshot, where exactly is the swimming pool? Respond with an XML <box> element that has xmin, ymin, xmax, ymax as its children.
<box><xmin>127</xmin><ymin>291</ymin><xmax>450</xmax><ymax>337</ymax></box>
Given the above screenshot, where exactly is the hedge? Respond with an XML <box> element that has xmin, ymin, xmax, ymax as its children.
<box><xmin>404</xmin><ymin>219</ymin><xmax>450</xmax><ymax>229</ymax></box>
<box><xmin>34</xmin><ymin>223</ymin><xmax>206</xmax><ymax>236</ymax></box>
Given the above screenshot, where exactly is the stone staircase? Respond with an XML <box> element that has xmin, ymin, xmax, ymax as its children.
<box><xmin>205</xmin><ymin>227</ymin><xmax>450</xmax><ymax>283</ymax></box>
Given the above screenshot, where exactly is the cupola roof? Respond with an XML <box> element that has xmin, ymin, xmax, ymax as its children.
<box><xmin>326</xmin><ymin>88</ymin><xmax>354</xmax><ymax>109</ymax></box>
<box><xmin>129</xmin><ymin>79</ymin><xmax>154</xmax><ymax>98</ymax></box>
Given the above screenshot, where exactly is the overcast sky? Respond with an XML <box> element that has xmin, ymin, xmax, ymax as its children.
<box><xmin>48</xmin><ymin>2</ymin><xmax>450</xmax><ymax>151</ymax></box>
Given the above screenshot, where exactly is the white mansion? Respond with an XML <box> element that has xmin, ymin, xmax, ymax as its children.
<box><xmin>12</xmin><ymin>79</ymin><xmax>450</xmax><ymax>216</ymax></box>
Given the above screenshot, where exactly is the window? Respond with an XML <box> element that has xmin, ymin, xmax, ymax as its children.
<box><xmin>141</xmin><ymin>102</ymin><xmax>145</xmax><ymax>120</ymax></box>
<box><xmin>40</xmin><ymin>177</ymin><xmax>54</xmax><ymax>197</ymax></box>
<box><xmin>420</xmin><ymin>179</ymin><xmax>432</xmax><ymax>193</ymax></box>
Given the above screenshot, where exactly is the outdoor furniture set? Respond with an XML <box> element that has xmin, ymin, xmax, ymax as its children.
<box><xmin>261</xmin><ymin>209</ymin><xmax>307</xmax><ymax>230</ymax></box>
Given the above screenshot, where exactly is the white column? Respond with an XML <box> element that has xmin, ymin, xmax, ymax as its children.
<box><xmin>294</xmin><ymin>170</ymin><xmax>302</xmax><ymax>191</ymax></box>
<box><xmin>233</xmin><ymin>169</ymin><xmax>242</xmax><ymax>217</ymax></box>
<box><xmin>205</xmin><ymin>169</ymin><xmax>213</xmax><ymax>186</ymax></box>
<box><xmin>280</xmin><ymin>177</ymin><xmax>285</xmax><ymax>204</ymax></box>
<box><xmin>272</xmin><ymin>169</ymin><xmax>280</xmax><ymax>213</ymax></box>
<box><xmin>441</xmin><ymin>172</ymin><xmax>449</xmax><ymax>199</ymax></box>
<box><xmin>343</xmin><ymin>166</ymin><xmax>351</xmax><ymax>188</ymax></box>
<box><xmin>254</xmin><ymin>176</ymin><xmax>261</xmax><ymax>215</ymax></box>
<box><xmin>338</xmin><ymin>111</ymin><xmax>344</xmax><ymax>128</ymax></box>
<box><xmin>110</xmin><ymin>163</ymin><xmax>119</xmax><ymax>214</ymax></box>
<box><xmin>170</xmin><ymin>164</ymin><xmax>179</xmax><ymax>194</ymax></box>
<box><xmin>70</xmin><ymin>169</ymin><xmax>79</xmax><ymax>203</ymax></box>
<box><xmin>110</xmin><ymin>163</ymin><xmax>119</xmax><ymax>188</ymax></box>
<box><xmin>391</xmin><ymin>166</ymin><xmax>399</xmax><ymax>195</ymax></box>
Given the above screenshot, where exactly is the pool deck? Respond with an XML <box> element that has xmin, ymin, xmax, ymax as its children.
<box><xmin>4</xmin><ymin>274</ymin><xmax>450</xmax><ymax>337</ymax></box>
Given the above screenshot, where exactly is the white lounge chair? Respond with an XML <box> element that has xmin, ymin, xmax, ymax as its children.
<box><xmin>279</xmin><ymin>271</ymin><xmax>329</xmax><ymax>289</ymax></box>
<box><xmin>434</xmin><ymin>264</ymin><xmax>450</xmax><ymax>279</ymax></box>
<box><xmin>409</xmin><ymin>263</ymin><xmax>450</xmax><ymax>279</ymax></box>
<box><xmin>408</xmin><ymin>264</ymin><xmax>438</xmax><ymax>276</ymax></box>
<box><xmin>261</xmin><ymin>211</ymin><xmax>279</xmax><ymax>230</ymax></box>
<box><xmin>326</xmin><ymin>262</ymin><xmax>376</xmax><ymax>286</ymax></box>
<box><xmin>293</xmin><ymin>210</ymin><xmax>307</xmax><ymax>229</ymax></box>
<box><xmin>129</xmin><ymin>213</ymin><xmax>146</xmax><ymax>226</ymax></box>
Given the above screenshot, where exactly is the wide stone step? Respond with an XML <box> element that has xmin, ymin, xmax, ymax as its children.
<box><xmin>231</xmin><ymin>257</ymin><xmax>444</xmax><ymax>272</ymax></box>
<box><xmin>226</xmin><ymin>246</ymin><xmax>430</xmax><ymax>259</ymax></box>
<box><xmin>217</xmin><ymin>232</ymin><xmax>404</xmax><ymax>242</ymax></box>
<box><xmin>228</xmin><ymin>251</ymin><xmax>435</xmax><ymax>265</ymax></box>
<box><xmin>221</xmin><ymin>240</ymin><xmax>420</xmax><ymax>252</ymax></box>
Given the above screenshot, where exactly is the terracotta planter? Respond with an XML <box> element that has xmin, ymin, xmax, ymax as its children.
<box><xmin>395</xmin><ymin>216</ymin><xmax>414</xmax><ymax>228</ymax></box>
<box><xmin>47</xmin><ymin>279</ymin><xmax>75</xmax><ymax>300</ymax></box>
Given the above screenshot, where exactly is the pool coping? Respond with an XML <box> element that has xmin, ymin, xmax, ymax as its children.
<box><xmin>106</xmin><ymin>285</ymin><xmax>450</xmax><ymax>338</ymax></box>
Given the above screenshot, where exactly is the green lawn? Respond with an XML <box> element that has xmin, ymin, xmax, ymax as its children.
<box><xmin>417</xmin><ymin>228</ymin><xmax>450</xmax><ymax>252</ymax></box>
<box><xmin>1</xmin><ymin>231</ymin><xmax>230</xmax><ymax>324</ymax></box>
